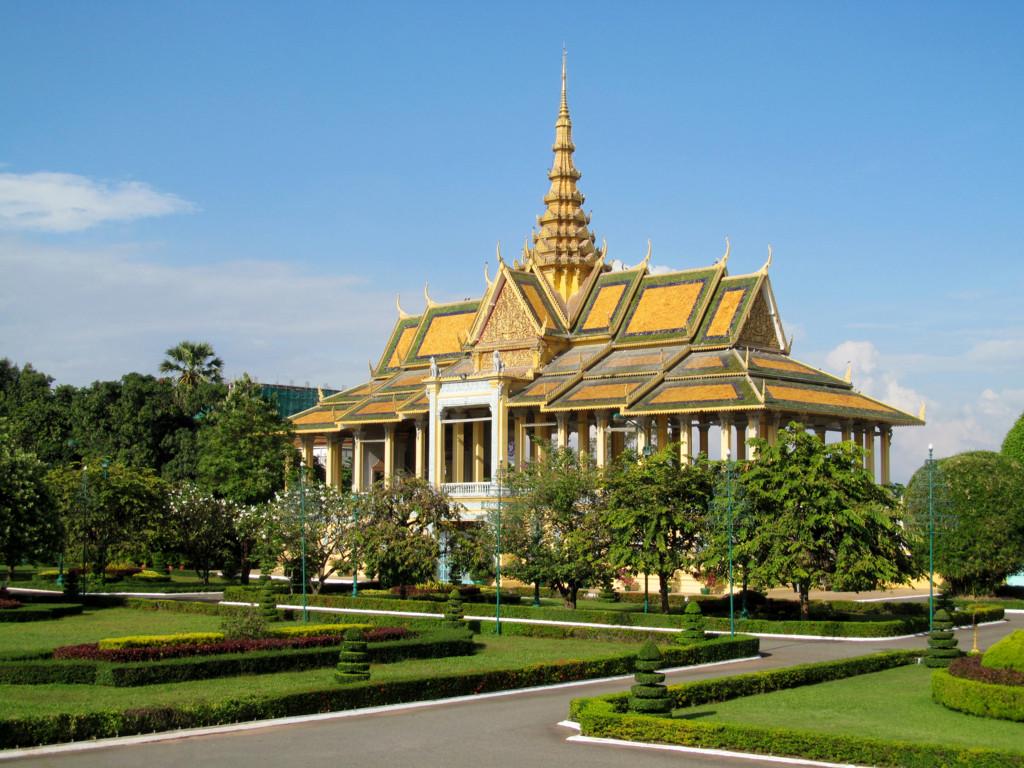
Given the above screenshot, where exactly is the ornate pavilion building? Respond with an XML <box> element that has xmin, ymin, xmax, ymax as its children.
<box><xmin>290</xmin><ymin>57</ymin><xmax>922</xmax><ymax>518</ymax></box>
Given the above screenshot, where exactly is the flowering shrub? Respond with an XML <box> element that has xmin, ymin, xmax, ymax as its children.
<box><xmin>0</xmin><ymin>598</ymin><xmax>23</xmax><ymax>610</ymax></box>
<box><xmin>53</xmin><ymin>626</ymin><xmax>413</xmax><ymax>662</ymax></box>
<box><xmin>949</xmin><ymin>655</ymin><xmax>1024</xmax><ymax>687</ymax></box>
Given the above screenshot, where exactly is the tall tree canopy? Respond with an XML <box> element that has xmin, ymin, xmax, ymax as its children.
<box><xmin>0</xmin><ymin>359</ymin><xmax>75</xmax><ymax>465</ymax></box>
<box><xmin>0</xmin><ymin>421</ymin><xmax>61</xmax><ymax>579</ymax></box>
<box><xmin>905</xmin><ymin>450</ymin><xmax>1024</xmax><ymax>595</ymax></box>
<box><xmin>196</xmin><ymin>374</ymin><xmax>294</xmax><ymax>506</ymax></box>
<box><xmin>159</xmin><ymin>340</ymin><xmax>225</xmax><ymax>415</ymax></box>
<box><xmin>357</xmin><ymin>475</ymin><xmax>462</xmax><ymax>597</ymax></box>
<box><xmin>742</xmin><ymin>423</ymin><xmax>914</xmax><ymax>618</ymax></box>
<box><xmin>504</xmin><ymin>448</ymin><xmax>612</xmax><ymax>608</ymax></box>
<box><xmin>1003</xmin><ymin>411</ymin><xmax>1024</xmax><ymax>467</ymax></box>
<box><xmin>603</xmin><ymin>447</ymin><xmax>717</xmax><ymax>612</ymax></box>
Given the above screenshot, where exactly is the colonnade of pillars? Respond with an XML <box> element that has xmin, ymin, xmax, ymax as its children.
<box><xmin>300</xmin><ymin>413</ymin><xmax>893</xmax><ymax>492</ymax></box>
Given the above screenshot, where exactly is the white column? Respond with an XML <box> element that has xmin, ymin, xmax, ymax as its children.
<box><xmin>513</xmin><ymin>412</ymin><xmax>526</xmax><ymax>469</ymax></box>
<box><xmin>472</xmin><ymin>420</ymin><xmax>485</xmax><ymax>482</ymax></box>
<box><xmin>352</xmin><ymin>430</ymin><xmax>364</xmax><ymax>492</ymax></box>
<box><xmin>656</xmin><ymin>415</ymin><xmax>669</xmax><ymax>450</ymax></box>
<box><xmin>383</xmin><ymin>424</ymin><xmax>396</xmax><ymax>486</ymax></box>
<box><xmin>300</xmin><ymin>436</ymin><xmax>315</xmax><ymax>468</ymax></box>
<box><xmin>719</xmin><ymin>416</ymin><xmax>733</xmax><ymax>461</ymax></box>
<box><xmin>745</xmin><ymin>416</ymin><xmax>760</xmax><ymax>460</ymax></box>
<box><xmin>452</xmin><ymin>418</ymin><xmax>465</xmax><ymax>483</ymax></box>
<box><xmin>556</xmin><ymin>413</ymin><xmax>570</xmax><ymax>450</ymax></box>
<box><xmin>677</xmin><ymin>416</ymin><xmax>692</xmax><ymax>464</ymax></box>
<box><xmin>326</xmin><ymin>435</ymin><xmax>341</xmax><ymax>488</ymax></box>
<box><xmin>880</xmin><ymin>426</ymin><xmax>891</xmax><ymax>485</ymax></box>
<box><xmin>698</xmin><ymin>421</ymin><xmax>710</xmax><ymax>457</ymax></box>
<box><xmin>414</xmin><ymin>419</ymin><xmax>426</xmax><ymax>479</ymax></box>
<box><xmin>636</xmin><ymin>417</ymin><xmax>651</xmax><ymax>455</ymax></box>
<box><xmin>595</xmin><ymin>411</ymin><xmax>610</xmax><ymax>468</ymax></box>
<box><xmin>576</xmin><ymin>412</ymin><xmax>590</xmax><ymax>459</ymax></box>
<box><xmin>864</xmin><ymin>424</ymin><xmax>876</xmax><ymax>480</ymax></box>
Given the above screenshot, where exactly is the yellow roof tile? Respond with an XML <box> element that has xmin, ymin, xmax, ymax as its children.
<box><xmin>706</xmin><ymin>288</ymin><xmax>746</xmax><ymax>337</ymax></box>
<box><xmin>625</xmin><ymin>282</ymin><xmax>703</xmax><ymax>335</ymax></box>
<box><xmin>582</xmin><ymin>283</ymin><xmax>627</xmax><ymax>330</ymax></box>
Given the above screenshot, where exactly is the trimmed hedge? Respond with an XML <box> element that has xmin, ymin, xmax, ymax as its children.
<box><xmin>98</xmin><ymin>632</ymin><xmax>224</xmax><ymax>650</ymax></box>
<box><xmin>0</xmin><ymin>603</ymin><xmax>84</xmax><ymax>622</ymax></box>
<box><xmin>933</xmin><ymin>668</ymin><xmax>1024</xmax><ymax>722</ymax></box>
<box><xmin>223</xmin><ymin>587</ymin><xmax>1004</xmax><ymax>638</ymax></box>
<box><xmin>0</xmin><ymin>634</ymin><xmax>757</xmax><ymax>748</ymax></box>
<box><xmin>574</xmin><ymin>695</ymin><xmax>1023</xmax><ymax>767</ymax></box>
<box><xmin>569</xmin><ymin>651</ymin><xmax>1024</xmax><ymax>768</ymax></box>
<box><xmin>0</xmin><ymin>630</ymin><xmax>475</xmax><ymax>687</ymax></box>
<box><xmin>265</xmin><ymin>623</ymin><xmax>370</xmax><ymax>639</ymax></box>
<box><xmin>981</xmin><ymin>630</ymin><xmax>1024</xmax><ymax>674</ymax></box>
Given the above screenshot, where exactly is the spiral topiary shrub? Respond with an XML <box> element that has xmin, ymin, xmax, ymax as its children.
<box><xmin>444</xmin><ymin>588</ymin><xmax>465</xmax><ymax>631</ymax></box>
<box><xmin>628</xmin><ymin>641</ymin><xmax>671</xmax><ymax>715</ymax></box>
<box><xmin>678</xmin><ymin>600</ymin><xmax>706</xmax><ymax>644</ymax></box>
<box><xmin>335</xmin><ymin>628</ymin><xmax>370</xmax><ymax>683</ymax></box>
<box><xmin>981</xmin><ymin>630</ymin><xmax>1024</xmax><ymax>675</ymax></box>
<box><xmin>259</xmin><ymin>577</ymin><xmax>279</xmax><ymax>623</ymax></box>
<box><xmin>924</xmin><ymin>609</ymin><xmax>960</xmax><ymax>668</ymax></box>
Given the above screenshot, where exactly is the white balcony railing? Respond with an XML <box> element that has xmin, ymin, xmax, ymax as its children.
<box><xmin>441</xmin><ymin>482</ymin><xmax>508</xmax><ymax>498</ymax></box>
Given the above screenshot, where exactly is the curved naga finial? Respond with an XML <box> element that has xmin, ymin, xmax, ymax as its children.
<box><xmin>496</xmin><ymin>240</ymin><xmax>505</xmax><ymax>265</ymax></box>
<box><xmin>919</xmin><ymin>401</ymin><xmax>927</xmax><ymax>421</ymax></box>
<box><xmin>483</xmin><ymin>261</ymin><xmax>493</xmax><ymax>289</ymax></box>
<box><xmin>600</xmin><ymin>237</ymin><xmax>608</xmax><ymax>258</ymax></box>
<box><xmin>760</xmin><ymin>244</ymin><xmax>773</xmax><ymax>274</ymax></box>
<box><xmin>643</xmin><ymin>238</ymin><xmax>652</xmax><ymax>265</ymax></box>
<box><xmin>843</xmin><ymin>361</ymin><xmax>852</xmax><ymax>383</ymax></box>
<box><xmin>368</xmin><ymin>359</ymin><xmax>375</xmax><ymax>377</ymax></box>
<box><xmin>423</xmin><ymin>281</ymin><xmax>436</xmax><ymax>308</ymax></box>
<box><xmin>716</xmin><ymin>236</ymin><xmax>731</xmax><ymax>268</ymax></box>
<box><xmin>396</xmin><ymin>294</ymin><xmax>410</xmax><ymax>319</ymax></box>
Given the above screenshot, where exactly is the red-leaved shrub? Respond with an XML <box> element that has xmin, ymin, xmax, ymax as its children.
<box><xmin>949</xmin><ymin>655</ymin><xmax>1024</xmax><ymax>687</ymax></box>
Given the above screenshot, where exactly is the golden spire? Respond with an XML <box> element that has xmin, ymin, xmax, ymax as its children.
<box><xmin>527</xmin><ymin>47</ymin><xmax>599</xmax><ymax>305</ymax></box>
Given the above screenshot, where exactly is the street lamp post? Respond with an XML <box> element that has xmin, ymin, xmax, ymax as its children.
<box><xmin>80</xmin><ymin>464</ymin><xmax>88</xmax><ymax>595</ymax></box>
<box><xmin>726</xmin><ymin>448</ymin><xmax>735</xmax><ymax>638</ymax></box>
<box><xmin>495</xmin><ymin>475</ymin><xmax>502</xmax><ymax>636</ymax></box>
<box><xmin>927</xmin><ymin>443</ymin><xmax>935</xmax><ymax>632</ymax></box>
<box><xmin>351</xmin><ymin>494</ymin><xmax>359</xmax><ymax>598</ymax></box>
<box><xmin>299</xmin><ymin>466</ymin><xmax>308</xmax><ymax>624</ymax></box>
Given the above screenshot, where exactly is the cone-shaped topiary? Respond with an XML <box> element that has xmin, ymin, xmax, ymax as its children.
<box><xmin>259</xmin><ymin>576</ymin><xmax>279</xmax><ymax>623</ymax></box>
<box><xmin>628</xmin><ymin>641</ymin><xmax>672</xmax><ymax>715</ymax></box>
<box><xmin>678</xmin><ymin>600</ymin><xmax>706</xmax><ymax>644</ymax></box>
<box><xmin>924</xmin><ymin>609</ymin><xmax>961</xmax><ymax>668</ymax></box>
<box><xmin>444</xmin><ymin>588</ymin><xmax>466</xmax><ymax>631</ymax></box>
<box><xmin>335</xmin><ymin>628</ymin><xmax>371</xmax><ymax>682</ymax></box>
<box><xmin>150</xmin><ymin>551</ymin><xmax>166</xmax><ymax>574</ymax></box>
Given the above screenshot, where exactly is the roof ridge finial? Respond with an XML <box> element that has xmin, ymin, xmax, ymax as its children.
<box><xmin>759</xmin><ymin>244</ymin><xmax>773</xmax><ymax>274</ymax></box>
<box><xmin>396</xmin><ymin>293</ymin><xmax>410</xmax><ymax>319</ymax></box>
<box><xmin>718</xmin><ymin>236</ymin><xmax>731</xmax><ymax>269</ymax></box>
<box><xmin>561</xmin><ymin>44</ymin><xmax>568</xmax><ymax>116</ymax></box>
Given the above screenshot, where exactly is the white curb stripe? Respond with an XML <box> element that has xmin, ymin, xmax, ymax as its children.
<box><xmin>565</xmin><ymin>733</ymin><xmax>868</xmax><ymax>767</ymax></box>
<box><xmin>0</xmin><ymin>656</ymin><xmax>759</xmax><ymax>760</ymax></box>
<box><xmin>221</xmin><ymin>601</ymin><xmax>1006</xmax><ymax>642</ymax></box>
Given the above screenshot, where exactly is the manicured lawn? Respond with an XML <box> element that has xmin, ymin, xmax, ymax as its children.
<box><xmin>0</xmin><ymin>607</ymin><xmax>222</xmax><ymax>654</ymax></box>
<box><xmin>0</xmin><ymin>634</ymin><xmax>643</xmax><ymax>718</ymax></box>
<box><xmin>675</xmin><ymin>664</ymin><xmax>1024</xmax><ymax>755</ymax></box>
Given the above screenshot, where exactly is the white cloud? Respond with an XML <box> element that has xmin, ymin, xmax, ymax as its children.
<box><xmin>0</xmin><ymin>172</ymin><xmax>195</xmax><ymax>232</ymax></box>
<box><xmin>967</xmin><ymin>338</ymin><xmax>1024</xmax><ymax>365</ymax></box>
<box><xmin>0</xmin><ymin>238</ymin><xmax>398</xmax><ymax>389</ymax></box>
<box><xmin>823</xmin><ymin>340</ymin><xmax>1023</xmax><ymax>482</ymax></box>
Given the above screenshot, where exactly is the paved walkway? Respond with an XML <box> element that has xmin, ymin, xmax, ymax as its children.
<box><xmin>7</xmin><ymin>613</ymin><xmax>1020</xmax><ymax>768</ymax></box>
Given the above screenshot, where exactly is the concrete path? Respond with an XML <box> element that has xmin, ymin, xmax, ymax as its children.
<box><xmin>6</xmin><ymin>614</ymin><xmax>1020</xmax><ymax>768</ymax></box>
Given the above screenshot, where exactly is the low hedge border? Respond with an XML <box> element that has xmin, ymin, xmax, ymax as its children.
<box><xmin>569</xmin><ymin>651</ymin><xmax>1024</xmax><ymax>768</ymax></box>
<box><xmin>0</xmin><ymin>603</ymin><xmax>84</xmax><ymax>623</ymax></box>
<box><xmin>0</xmin><ymin>630</ymin><xmax>475</xmax><ymax>688</ymax></box>
<box><xmin>932</xmin><ymin>668</ymin><xmax>1024</xmax><ymax>722</ymax></box>
<box><xmin>223</xmin><ymin>588</ymin><xmax>1004</xmax><ymax>638</ymax></box>
<box><xmin>569</xmin><ymin>650</ymin><xmax>917</xmax><ymax>720</ymax></box>
<box><xmin>573</xmin><ymin>695</ymin><xmax>1022</xmax><ymax>768</ymax></box>
<box><xmin>0</xmin><ymin>634</ymin><xmax>757</xmax><ymax>748</ymax></box>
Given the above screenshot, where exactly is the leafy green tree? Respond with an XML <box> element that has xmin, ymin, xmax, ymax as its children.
<box><xmin>0</xmin><ymin>421</ymin><xmax>61</xmax><ymax>579</ymax></box>
<box><xmin>158</xmin><ymin>482</ymin><xmax>236</xmax><ymax>584</ymax></box>
<box><xmin>446</xmin><ymin>520</ymin><xmax>496</xmax><ymax>584</ymax></box>
<box><xmin>196</xmin><ymin>374</ymin><xmax>294</xmax><ymax>506</ymax></box>
<box><xmin>0</xmin><ymin>360</ymin><xmax>75</xmax><ymax>466</ymax></box>
<box><xmin>905</xmin><ymin>451</ymin><xmax>1024</xmax><ymax>594</ymax></box>
<box><xmin>159</xmin><ymin>340</ymin><xmax>224</xmax><ymax>414</ymax></box>
<box><xmin>741</xmin><ymin>423</ymin><xmax>915</xmax><ymax>619</ymax></box>
<box><xmin>603</xmin><ymin>447</ymin><xmax>716</xmax><ymax>612</ymax></box>
<box><xmin>47</xmin><ymin>461</ymin><xmax>166</xmax><ymax>579</ymax></box>
<box><xmin>504</xmin><ymin>448</ymin><xmax>613</xmax><ymax>608</ymax></box>
<box><xmin>1003</xmin><ymin>411</ymin><xmax>1024</xmax><ymax>467</ymax></box>
<box><xmin>265</xmin><ymin>479</ymin><xmax>356</xmax><ymax>594</ymax></box>
<box><xmin>358</xmin><ymin>475</ymin><xmax>462</xmax><ymax>597</ymax></box>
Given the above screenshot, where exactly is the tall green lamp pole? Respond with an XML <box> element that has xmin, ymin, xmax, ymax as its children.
<box><xmin>495</xmin><ymin>474</ymin><xmax>502</xmax><ymax>636</ymax></box>
<box><xmin>351</xmin><ymin>494</ymin><xmax>359</xmax><ymax>598</ymax></box>
<box><xmin>80</xmin><ymin>464</ymin><xmax>88</xmax><ymax>595</ymax></box>
<box><xmin>727</xmin><ymin>448</ymin><xmax>735</xmax><ymax>638</ymax></box>
<box><xmin>927</xmin><ymin>443</ymin><xmax>935</xmax><ymax>632</ymax></box>
<box><xmin>299</xmin><ymin>465</ymin><xmax>308</xmax><ymax>623</ymax></box>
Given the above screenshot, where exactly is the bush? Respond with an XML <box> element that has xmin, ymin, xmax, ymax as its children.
<box><xmin>98</xmin><ymin>632</ymin><xmax>224</xmax><ymax>650</ymax></box>
<box><xmin>924</xmin><ymin>609</ymin><xmax>960</xmax><ymax>668</ymax></box>
<box><xmin>0</xmin><ymin>635</ymin><xmax>754</xmax><ymax>747</ymax></box>
<box><xmin>0</xmin><ymin>603</ymin><xmax>84</xmax><ymax>622</ymax></box>
<box><xmin>981</xmin><ymin>630</ymin><xmax>1024</xmax><ymax>674</ymax></box>
<box><xmin>443</xmin><ymin>588</ymin><xmax>466</xmax><ymax>632</ymax></box>
<box><xmin>678</xmin><ymin>601</ymin><xmax>705</xmax><ymax>643</ymax></box>
<box><xmin>335</xmin><ymin>628</ymin><xmax>370</xmax><ymax>683</ymax></box>
<box><xmin>629</xmin><ymin>642</ymin><xmax>670</xmax><ymax>715</ymax></box>
<box><xmin>949</xmin><ymin>655</ymin><xmax>1024</xmax><ymax>687</ymax></box>
<box><xmin>265</xmin><ymin>623</ymin><xmax>370</xmax><ymax>639</ymax></box>
<box><xmin>259</xmin><ymin>578</ymin><xmax>279</xmax><ymax>622</ymax></box>
<box><xmin>933</xmin><ymin>667</ymin><xmax>1024</xmax><ymax>722</ymax></box>
<box><xmin>220</xmin><ymin>607</ymin><xmax>267</xmax><ymax>639</ymax></box>
<box><xmin>127</xmin><ymin>570</ymin><xmax>171</xmax><ymax>584</ymax></box>
<box><xmin>55</xmin><ymin>636</ymin><xmax>343</xmax><ymax>663</ymax></box>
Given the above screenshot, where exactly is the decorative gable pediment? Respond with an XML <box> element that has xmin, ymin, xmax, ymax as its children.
<box><xmin>478</xmin><ymin>280</ymin><xmax>537</xmax><ymax>344</ymax></box>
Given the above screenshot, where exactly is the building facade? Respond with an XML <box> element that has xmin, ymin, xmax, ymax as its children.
<box><xmin>290</xmin><ymin>57</ymin><xmax>922</xmax><ymax>519</ymax></box>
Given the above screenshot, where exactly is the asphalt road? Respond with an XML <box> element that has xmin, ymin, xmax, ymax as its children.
<box><xmin>8</xmin><ymin>615</ymin><xmax>1021</xmax><ymax>768</ymax></box>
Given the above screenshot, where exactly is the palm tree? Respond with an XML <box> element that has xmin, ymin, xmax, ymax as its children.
<box><xmin>160</xmin><ymin>341</ymin><xmax>224</xmax><ymax>403</ymax></box>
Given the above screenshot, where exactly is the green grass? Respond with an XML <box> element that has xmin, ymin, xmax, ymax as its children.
<box><xmin>675</xmin><ymin>664</ymin><xmax>1024</xmax><ymax>755</ymax></box>
<box><xmin>0</xmin><ymin>634</ymin><xmax>642</xmax><ymax>718</ymax></box>
<box><xmin>0</xmin><ymin>607</ymin><xmax>222</xmax><ymax>654</ymax></box>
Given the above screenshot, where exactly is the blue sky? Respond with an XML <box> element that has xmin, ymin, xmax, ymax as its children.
<box><xmin>1</xmin><ymin>2</ymin><xmax>1022</xmax><ymax>480</ymax></box>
